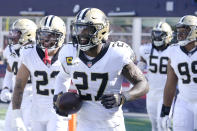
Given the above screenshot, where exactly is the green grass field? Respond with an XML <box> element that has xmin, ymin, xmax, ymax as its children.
<box><xmin>0</xmin><ymin>108</ymin><xmax>6</xmax><ymax>120</ymax></box>
<box><xmin>0</xmin><ymin>106</ymin><xmax>151</xmax><ymax>131</ymax></box>
<box><xmin>125</xmin><ymin>117</ymin><xmax>151</xmax><ymax>131</ymax></box>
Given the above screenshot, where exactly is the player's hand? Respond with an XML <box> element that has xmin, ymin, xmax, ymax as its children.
<box><xmin>12</xmin><ymin>109</ymin><xmax>27</xmax><ymax>131</ymax></box>
<box><xmin>0</xmin><ymin>88</ymin><xmax>12</xmax><ymax>102</ymax></box>
<box><xmin>53</xmin><ymin>92</ymin><xmax>68</xmax><ymax>117</ymax></box>
<box><xmin>100</xmin><ymin>93</ymin><xmax>126</xmax><ymax>109</ymax></box>
<box><xmin>160</xmin><ymin>104</ymin><xmax>172</xmax><ymax>131</ymax></box>
<box><xmin>160</xmin><ymin>115</ymin><xmax>172</xmax><ymax>131</ymax></box>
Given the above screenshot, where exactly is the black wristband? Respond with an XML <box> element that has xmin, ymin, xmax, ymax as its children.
<box><xmin>160</xmin><ymin>104</ymin><xmax>171</xmax><ymax>117</ymax></box>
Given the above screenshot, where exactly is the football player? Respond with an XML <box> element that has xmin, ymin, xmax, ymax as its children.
<box><xmin>54</xmin><ymin>8</ymin><xmax>149</xmax><ymax>131</ymax></box>
<box><xmin>160</xmin><ymin>15</ymin><xmax>197</xmax><ymax>131</ymax></box>
<box><xmin>11</xmin><ymin>15</ymin><xmax>69</xmax><ymax>131</ymax></box>
<box><xmin>138</xmin><ymin>22</ymin><xmax>173</xmax><ymax>131</ymax></box>
<box><xmin>1</xmin><ymin>18</ymin><xmax>37</xmax><ymax>131</ymax></box>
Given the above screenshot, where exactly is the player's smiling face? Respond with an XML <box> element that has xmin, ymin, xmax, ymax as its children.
<box><xmin>37</xmin><ymin>31</ymin><xmax>61</xmax><ymax>48</ymax></box>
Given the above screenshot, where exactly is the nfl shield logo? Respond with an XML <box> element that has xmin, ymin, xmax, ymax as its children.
<box><xmin>87</xmin><ymin>61</ymin><xmax>92</xmax><ymax>68</ymax></box>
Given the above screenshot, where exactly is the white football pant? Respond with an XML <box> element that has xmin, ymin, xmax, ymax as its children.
<box><xmin>173</xmin><ymin>95</ymin><xmax>197</xmax><ymax>131</ymax></box>
<box><xmin>146</xmin><ymin>91</ymin><xmax>163</xmax><ymax>131</ymax></box>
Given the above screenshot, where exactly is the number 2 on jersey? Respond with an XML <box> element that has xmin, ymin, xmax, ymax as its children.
<box><xmin>34</xmin><ymin>71</ymin><xmax>59</xmax><ymax>95</ymax></box>
<box><xmin>73</xmin><ymin>72</ymin><xmax>108</xmax><ymax>101</ymax></box>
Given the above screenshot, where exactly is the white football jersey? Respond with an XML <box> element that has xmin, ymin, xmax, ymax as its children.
<box><xmin>140</xmin><ymin>43</ymin><xmax>169</xmax><ymax>93</ymax></box>
<box><xmin>59</xmin><ymin>41</ymin><xmax>133</xmax><ymax>128</ymax></box>
<box><xmin>4</xmin><ymin>45</ymin><xmax>22</xmax><ymax>87</ymax></box>
<box><xmin>3</xmin><ymin>45</ymin><xmax>32</xmax><ymax>92</ymax></box>
<box><xmin>168</xmin><ymin>44</ymin><xmax>197</xmax><ymax>103</ymax></box>
<box><xmin>20</xmin><ymin>44</ymin><xmax>62</xmax><ymax>108</ymax></box>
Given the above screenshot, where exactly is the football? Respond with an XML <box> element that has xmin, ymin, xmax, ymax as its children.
<box><xmin>56</xmin><ymin>92</ymin><xmax>82</xmax><ymax>115</ymax></box>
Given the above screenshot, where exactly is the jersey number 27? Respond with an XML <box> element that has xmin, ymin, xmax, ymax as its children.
<box><xmin>73</xmin><ymin>71</ymin><xmax>108</xmax><ymax>101</ymax></box>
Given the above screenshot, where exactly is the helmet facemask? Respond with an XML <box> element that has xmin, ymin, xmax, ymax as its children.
<box><xmin>9</xmin><ymin>19</ymin><xmax>37</xmax><ymax>49</ymax></box>
<box><xmin>72</xmin><ymin>22</ymin><xmax>105</xmax><ymax>51</ymax></box>
<box><xmin>176</xmin><ymin>25</ymin><xmax>194</xmax><ymax>46</ymax></box>
<box><xmin>152</xmin><ymin>30</ymin><xmax>168</xmax><ymax>47</ymax></box>
<box><xmin>8</xmin><ymin>29</ymin><xmax>22</xmax><ymax>50</ymax></box>
<box><xmin>72</xmin><ymin>8</ymin><xmax>110</xmax><ymax>52</ymax></box>
<box><xmin>151</xmin><ymin>22</ymin><xmax>172</xmax><ymax>49</ymax></box>
<box><xmin>175</xmin><ymin>15</ymin><xmax>197</xmax><ymax>46</ymax></box>
<box><xmin>36</xmin><ymin>29</ymin><xmax>63</xmax><ymax>52</ymax></box>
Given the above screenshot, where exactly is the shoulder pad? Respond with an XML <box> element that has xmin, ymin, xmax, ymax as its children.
<box><xmin>110</xmin><ymin>41</ymin><xmax>135</xmax><ymax>62</ymax></box>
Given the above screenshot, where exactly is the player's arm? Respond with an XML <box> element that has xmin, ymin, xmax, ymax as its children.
<box><xmin>3</xmin><ymin>64</ymin><xmax>13</xmax><ymax>89</ymax></box>
<box><xmin>161</xmin><ymin>59</ymin><xmax>178</xmax><ymax>116</ymax></box>
<box><xmin>121</xmin><ymin>61</ymin><xmax>149</xmax><ymax>101</ymax></box>
<box><xmin>54</xmin><ymin>66</ymin><xmax>71</xmax><ymax>95</ymax></box>
<box><xmin>11</xmin><ymin>63</ymin><xmax>29</xmax><ymax>131</ymax></box>
<box><xmin>101</xmin><ymin>61</ymin><xmax>149</xmax><ymax>109</ymax></box>
<box><xmin>159</xmin><ymin>59</ymin><xmax>178</xmax><ymax>130</ymax></box>
<box><xmin>53</xmin><ymin>65</ymin><xmax>71</xmax><ymax>116</ymax></box>
<box><xmin>163</xmin><ymin>59</ymin><xmax>178</xmax><ymax>106</ymax></box>
<box><xmin>12</xmin><ymin>63</ymin><xmax>30</xmax><ymax>109</ymax></box>
<box><xmin>0</xmin><ymin>64</ymin><xmax>13</xmax><ymax>102</ymax></box>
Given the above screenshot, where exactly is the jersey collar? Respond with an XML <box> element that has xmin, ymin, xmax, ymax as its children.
<box><xmin>36</xmin><ymin>45</ymin><xmax>60</xmax><ymax>65</ymax></box>
<box><xmin>79</xmin><ymin>43</ymin><xmax>109</xmax><ymax>68</ymax></box>
<box><xmin>180</xmin><ymin>46</ymin><xmax>197</xmax><ymax>56</ymax></box>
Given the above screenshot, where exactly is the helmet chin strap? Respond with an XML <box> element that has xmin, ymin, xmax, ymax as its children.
<box><xmin>43</xmin><ymin>48</ymin><xmax>51</xmax><ymax>65</ymax></box>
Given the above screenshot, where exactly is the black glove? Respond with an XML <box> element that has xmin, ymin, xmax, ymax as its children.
<box><xmin>100</xmin><ymin>93</ymin><xmax>126</xmax><ymax>109</ymax></box>
<box><xmin>160</xmin><ymin>104</ymin><xmax>171</xmax><ymax>117</ymax></box>
<box><xmin>53</xmin><ymin>92</ymin><xmax>68</xmax><ymax>117</ymax></box>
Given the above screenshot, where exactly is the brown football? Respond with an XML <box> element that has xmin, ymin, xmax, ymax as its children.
<box><xmin>56</xmin><ymin>92</ymin><xmax>82</xmax><ymax>114</ymax></box>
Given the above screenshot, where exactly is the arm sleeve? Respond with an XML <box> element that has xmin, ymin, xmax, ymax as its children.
<box><xmin>54</xmin><ymin>66</ymin><xmax>71</xmax><ymax>95</ymax></box>
<box><xmin>3</xmin><ymin>69</ymin><xmax>13</xmax><ymax>90</ymax></box>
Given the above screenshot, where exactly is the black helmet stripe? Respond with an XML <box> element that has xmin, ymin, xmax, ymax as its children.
<box><xmin>77</xmin><ymin>8</ymin><xmax>90</xmax><ymax>20</ymax></box>
<box><xmin>44</xmin><ymin>16</ymin><xmax>48</xmax><ymax>26</ymax></box>
<box><xmin>49</xmin><ymin>15</ymin><xmax>55</xmax><ymax>26</ymax></box>
<box><xmin>44</xmin><ymin>15</ymin><xmax>55</xmax><ymax>27</ymax></box>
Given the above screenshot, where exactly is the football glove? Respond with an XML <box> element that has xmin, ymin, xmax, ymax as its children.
<box><xmin>12</xmin><ymin>109</ymin><xmax>27</xmax><ymax>131</ymax></box>
<box><xmin>160</xmin><ymin>104</ymin><xmax>172</xmax><ymax>131</ymax></box>
<box><xmin>0</xmin><ymin>88</ymin><xmax>12</xmax><ymax>102</ymax></box>
<box><xmin>53</xmin><ymin>92</ymin><xmax>68</xmax><ymax>117</ymax></box>
<box><xmin>100</xmin><ymin>93</ymin><xmax>126</xmax><ymax>109</ymax></box>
